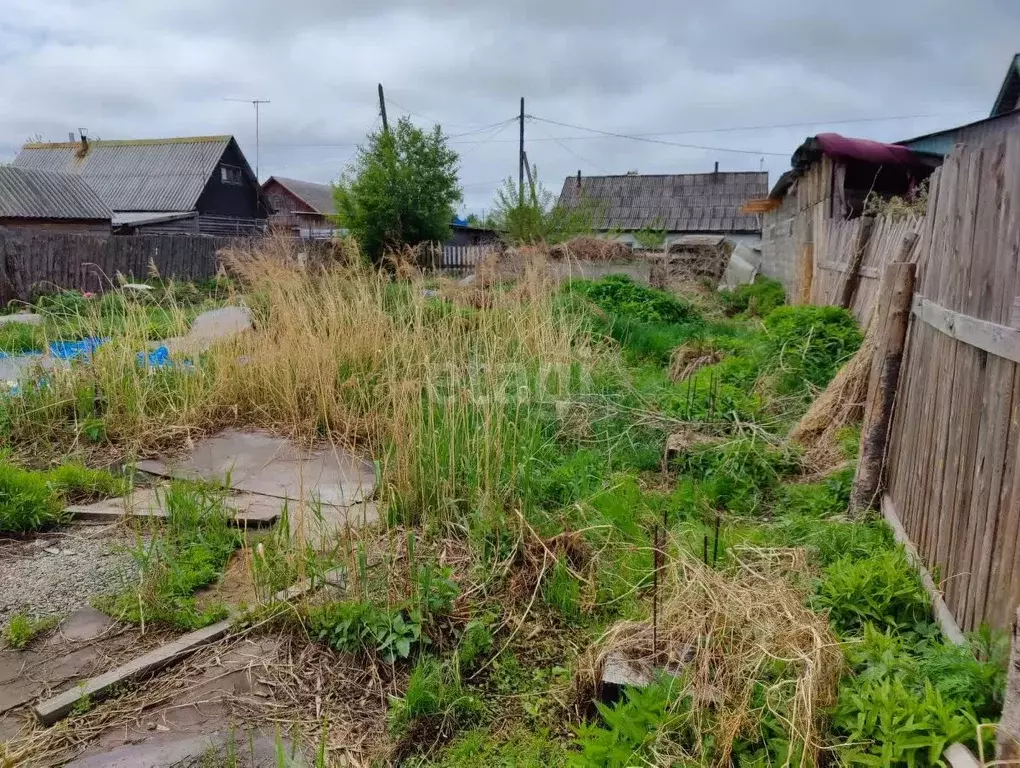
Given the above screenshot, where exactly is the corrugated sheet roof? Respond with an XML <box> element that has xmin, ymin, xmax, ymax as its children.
<box><xmin>0</xmin><ymin>166</ymin><xmax>112</xmax><ymax>220</ymax></box>
<box><xmin>557</xmin><ymin>171</ymin><xmax>768</xmax><ymax>233</ymax></box>
<box><xmin>264</xmin><ymin>176</ymin><xmax>335</xmax><ymax>215</ymax></box>
<box><xmin>12</xmin><ymin>136</ymin><xmax>232</xmax><ymax>212</ymax></box>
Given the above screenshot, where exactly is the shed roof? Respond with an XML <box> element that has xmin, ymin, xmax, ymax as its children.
<box><xmin>991</xmin><ymin>53</ymin><xmax>1020</xmax><ymax>117</ymax></box>
<box><xmin>557</xmin><ymin>172</ymin><xmax>768</xmax><ymax>233</ymax></box>
<box><xmin>263</xmin><ymin>176</ymin><xmax>335</xmax><ymax>216</ymax></box>
<box><xmin>12</xmin><ymin>135</ymin><xmax>237</xmax><ymax>212</ymax></box>
<box><xmin>0</xmin><ymin>166</ymin><xmax>112</xmax><ymax>221</ymax></box>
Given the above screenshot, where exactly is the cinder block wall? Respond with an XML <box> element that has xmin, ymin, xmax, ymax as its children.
<box><xmin>758</xmin><ymin>193</ymin><xmax>799</xmax><ymax>298</ymax></box>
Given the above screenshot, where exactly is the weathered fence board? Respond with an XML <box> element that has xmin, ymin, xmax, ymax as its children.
<box><xmin>806</xmin><ymin>215</ymin><xmax>922</xmax><ymax>328</ymax></box>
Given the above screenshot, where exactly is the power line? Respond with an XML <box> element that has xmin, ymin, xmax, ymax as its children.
<box><xmin>528</xmin><ymin>115</ymin><xmax>796</xmax><ymax>157</ymax></box>
<box><xmin>530</xmin><ymin>119</ymin><xmax>612</xmax><ymax>174</ymax></box>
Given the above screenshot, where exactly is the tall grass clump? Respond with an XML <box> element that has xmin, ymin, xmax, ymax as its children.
<box><xmin>2</xmin><ymin>239</ymin><xmax>609</xmax><ymax>535</ymax></box>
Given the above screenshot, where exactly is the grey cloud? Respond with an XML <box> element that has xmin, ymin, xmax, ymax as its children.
<box><xmin>0</xmin><ymin>0</ymin><xmax>1016</xmax><ymax>213</ymax></box>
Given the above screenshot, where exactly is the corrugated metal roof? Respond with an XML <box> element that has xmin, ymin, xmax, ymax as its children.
<box><xmin>264</xmin><ymin>176</ymin><xmax>335</xmax><ymax>215</ymax></box>
<box><xmin>557</xmin><ymin>171</ymin><xmax>768</xmax><ymax>233</ymax></box>
<box><xmin>12</xmin><ymin>136</ymin><xmax>232</xmax><ymax>212</ymax></box>
<box><xmin>0</xmin><ymin>166</ymin><xmax>112</xmax><ymax>220</ymax></box>
<box><xmin>111</xmin><ymin>211</ymin><xmax>194</xmax><ymax>226</ymax></box>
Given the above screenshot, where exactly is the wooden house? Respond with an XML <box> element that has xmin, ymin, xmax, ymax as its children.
<box><xmin>12</xmin><ymin>134</ymin><xmax>268</xmax><ymax>236</ymax></box>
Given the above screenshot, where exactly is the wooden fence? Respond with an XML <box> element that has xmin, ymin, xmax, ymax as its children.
<box><xmin>438</xmin><ymin>245</ymin><xmax>489</xmax><ymax>275</ymax></box>
<box><xmin>0</xmin><ymin>232</ymin><xmax>240</xmax><ymax>304</ymax></box>
<box><xmin>883</xmin><ymin>132</ymin><xmax>1020</xmax><ymax>632</ymax></box>
<box><xmin>806</xmin><ymin>215</ymin><xmax>922</xmax><ymax>329</ymax></box>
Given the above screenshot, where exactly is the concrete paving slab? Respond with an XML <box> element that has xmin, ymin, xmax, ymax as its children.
<box><xmin>68</xmin><ymin>487</ymin><xmax>284</xmax><ymax>528</ymax></box>
<box><xmin>65</xmin><ymin>730</ymin><xmax>301</xmax><ymax>768</ymax></box>
<box><xmin>135</xmin><ymin>429</ymin><xmax>375</xmax><ymax>508</ymax></box>
<box><xmin>163</xmin><ymin>306</ymin><xmax>252</xmax><ymax>355</ymax></box>
<box><xmin>56</xmin><ymin>606</ymin><xmax>116</xmax><ymax>642</ymax></box>
<box><xmin>0</xmin><ymin>313</ymin><xmax>42</xmax><ymax>326</ymax></box>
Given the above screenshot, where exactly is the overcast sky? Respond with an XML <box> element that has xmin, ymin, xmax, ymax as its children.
<box><xmin>1</xmin><ymin>0</ymin><xmax>1017</xmax><ymax>214</ymax></box>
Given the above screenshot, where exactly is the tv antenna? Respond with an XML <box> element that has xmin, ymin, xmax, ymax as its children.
<box><xmin>224</xmin><ymin>98</ymin><xmax>270</xmax><ymax>179</ymax></box>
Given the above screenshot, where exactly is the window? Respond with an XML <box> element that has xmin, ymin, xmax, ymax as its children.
<box><xmin>220</xmin><ymin>164</ymin><xmax>243</xmax><ymax>185</ymax></box>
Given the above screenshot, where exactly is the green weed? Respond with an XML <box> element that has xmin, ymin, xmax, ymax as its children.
<box><xmin>100</xmin><ymin>481</ymin><xmax>240</xmax><ymax>629</ymax></box>
<box><xmin>0</xmin><ymin>462</ymin><xmax>66</xmax><ymax>532</ymax></box>
<box><xmin>567</xmin><ymin>275</ymin><xmax>696</xmax><ymax>325</ymax></box>
<box><xmin>571</xmin><ymin>677</ymin><xmax>693</xmax><ymax>767</ymax></box>
<box><xmin>0</xmin><ymin>322</ymin><xmax>46</xmax><ymax>354</ymax></box>
<box><xmin>388</xmin><ymin>656</ymin><xmax>485</xmax><ymax>743</ymax></box>
<box><xmin>718</xmin><ymin>276</ymin><xmax>786</xmax><ymax>318</ymax></box>
<box><xmin>44</xmin><ymin>462</ymin><xmax>128</xmax><ymax>504</ymax></box>
<box><xmin>833</xmin><ymin>678</ymin><xmax>979</xmax><ymax>766</ymax></box>
<box><xmin>542</xmin><ymin>561</ymin><xmax>582</xmax><ymax>622</ymax></box>
<box><xmin>457</xmin><ymin>619</ymin><xmax>494</xmax><ymax>671</ymax></box>
<box><xmin>308</xmin><ymin>601</ymin><xmax>423</xmax><ymax>663</ymax></box>
<box><xmin>813</xmin><ymin>550</ymin><xmax>931</xmax><ymax>636</ymax></box>
<box><xmin>3</xmin><ymin>612</ymin><xmax>57</xmax><ymax>648</ymax></box>
<box><xmin>763</xmin><ymin>305</ymin><xmax>863</xmax><ymax>397</ymax></box>
<box><xmin>422</xmin><ymin>726</ymin><xmax>569</xmax><ymax>767</ymax></box>
<box><xmin>675</xmin><ymin>436</ymin><xmax>801</xmax><ymax>515</ymax></box>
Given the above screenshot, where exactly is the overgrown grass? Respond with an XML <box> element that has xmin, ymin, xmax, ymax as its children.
<box><xmin>0</xmin><ymin>251</ymin><xmax>1003</xmax><ymax>765</ymax></box>
<box><xmin>98</xmin><ymin>481</ymin><xmax>240</xmax><ymax>629</ymax></box>
<box><xmin>0</xmin><ymin>460</ymin><xmax>126</xmax><ymax>532</ymax></box>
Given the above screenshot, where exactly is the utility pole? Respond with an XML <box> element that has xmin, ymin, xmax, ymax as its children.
<box><xmin>224</xmin><ymin>98</ymin><xmax>270</xmax><ymax>180</ymax></box>
<box><xmin>518</xmin><ymin>97</ymin><xmax>525</xmax><ymax>206</ymax></box>
<box><xmin>378</xmin><ymin>84</ymin><xmax>389</xmax><ymax>133</ymax></box>
<box><xmin>522</xmin><ymin>150</ymin><xmax>537</xmax><ymax>205</ymax></box>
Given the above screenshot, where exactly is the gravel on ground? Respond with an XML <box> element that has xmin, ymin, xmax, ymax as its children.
<box><xmin>0</xmin><ymin>523</ymin><xmax>143</xmax><ymax>626</ymax></box>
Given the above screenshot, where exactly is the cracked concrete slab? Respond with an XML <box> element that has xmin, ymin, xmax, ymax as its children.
<box><xmin>135</xmin><ymin>429</ymin><xmax>376</xmax><ymax>508</ymax></box>
<box><xmin>68</xmin><ymin>487</ymin><xmax>285</xmax><ymax>527</ymax></box>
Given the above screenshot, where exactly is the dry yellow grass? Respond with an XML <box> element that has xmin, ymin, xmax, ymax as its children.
<box><xmin>582</xmin><ymin>545</ymin><xmax>843</xmax><ymax>767</ymax></box>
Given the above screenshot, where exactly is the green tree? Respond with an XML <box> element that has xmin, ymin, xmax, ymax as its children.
<box><xmin>333</xmin><ymin>118</ymin><xmax>462</xmax><ymax>262</ymax></box>
<box><xmin>488</xmin><ymin>167</ymin><xmax>602</xmax><ymax>245</ymax></box>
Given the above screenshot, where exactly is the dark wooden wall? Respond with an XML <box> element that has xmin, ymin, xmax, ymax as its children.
<box><xmin>195</xmin><ymin>140</ymin><xmax>267</xmax><ymax>220</ymax></box>
<box><xmin>0</xmin><ymin>232</ymin><xmax>233</xmax><ymax>304</ymax></box>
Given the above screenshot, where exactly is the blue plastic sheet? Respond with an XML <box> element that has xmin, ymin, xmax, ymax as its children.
<box><xmin>49</xmin><ymin>337</ymin><xmax>106</xmax><ymax>361</ymax></box>
<box><xmin>137</xmin><ymin>346</ymin><xmax>171</xmax><ymax>368</ymax></box>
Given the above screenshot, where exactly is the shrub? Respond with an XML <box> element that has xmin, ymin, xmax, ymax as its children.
<box><xmin>0</xmin><ymin>462</ymin><xmax>66</xmax><ymax>532</ymax></box>
<box><xmin>813</xmin><ymin>550</ymin><xmax>931</xmax><ymax>636</ymax></box>
<box><xmin>568</xmin><ymin>275</ymin><xmax>697</xmax><ymax>325</ymax></box>
<box><xmin>719</xmin><ymin>276</ymin><xmax>786</xmax><ymax>318</ymax></box>
<box><xmin>763</xmin><ymin>305</ymin><xmax>863</xmax><ymax>396</ymax></box>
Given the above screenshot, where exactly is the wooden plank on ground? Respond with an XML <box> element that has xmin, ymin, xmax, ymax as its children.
<box><xmin>32</xmin><ymin>567</ymin><xmax>346</xmax><ymax>725</ymax></box>
<box><xmin>881</xmin><ymin>495</ymin><xmax>966</xmax><ymax>646</ymax></box>
<box><xmin>33</xmin><ymin>619</ymin><xmax>232</xmax><ymax>725</ymax></box>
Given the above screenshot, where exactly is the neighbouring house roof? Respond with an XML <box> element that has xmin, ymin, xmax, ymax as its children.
<box><xmin>111</xmin><ymin>211</ymin><xmax>195</xmax><ymax>227</ymax></box>
<box><xmin>557</xmin><ymin>171</ymin><xmax>768</xmax><ymax>233</ymax></box>
<box><xmin>0</xmin><ymin>166</ymin><xmax>112</xmax><ymax>221</ymax></box>
<box><xmin>12</xmin><ymin>135</ymin><xmax>245</xmax><ymax>212</ymax></box>
<box><xmin>992</xmin><ymin>53</ymin><xmax>1020</xmax><ymax>117</ymax></box>
<box><xmin>263</xmin><ymin>176</ymin><xmax>335</xmax><ymax>216</ymax></box>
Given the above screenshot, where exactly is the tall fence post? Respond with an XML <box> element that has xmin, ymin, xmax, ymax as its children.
<box><xmin>851</xmin><ymin>258</ymin><xmax>916</xmax><ymax>515</ymax></box>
